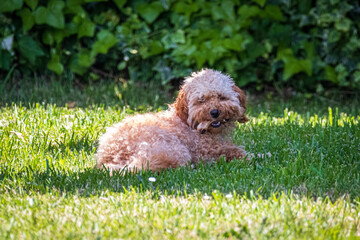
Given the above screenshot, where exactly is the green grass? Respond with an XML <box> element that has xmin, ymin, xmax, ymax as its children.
<box><xmin>1</xmin><ymin>79</ymin><xmax>360</xmax><ymax>239</ymax></box>
<box><xmin>1</xmin><ymin>192</ymin><xmax>358</xmax><ymax>239</ymax></box>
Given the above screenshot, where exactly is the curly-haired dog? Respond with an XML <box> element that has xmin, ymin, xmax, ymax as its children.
<box><xmin>96</xmin><ymin>69</ymin><xmax>249</xmax><ymax>172</ymax></box>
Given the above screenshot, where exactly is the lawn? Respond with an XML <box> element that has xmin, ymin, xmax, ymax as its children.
<box><xmin>0</xmin><ymin>79</ymin><xmax>360</xmax><ymax>239</ymax></box>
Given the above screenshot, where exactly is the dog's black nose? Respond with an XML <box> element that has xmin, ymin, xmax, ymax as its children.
<box><xmin>210</xmin><ymin>109</ymin><xmax>220</xmax><ymax>118</ymax></box>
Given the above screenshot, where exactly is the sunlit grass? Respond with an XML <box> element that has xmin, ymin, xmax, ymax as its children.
<box><xmin>1</xmin><ymin>191</ymin><xmax>359</xmax><ymax>239</ymax></box>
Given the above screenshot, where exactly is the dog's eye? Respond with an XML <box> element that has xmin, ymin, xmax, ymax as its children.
<box><xmin>219</xmin><ymin>96</ymin><xmax>227</xmax><ymax>101</ymax></box>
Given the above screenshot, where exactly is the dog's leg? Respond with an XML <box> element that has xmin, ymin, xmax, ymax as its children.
<box><xmin>196</xmin><ymin>141</ymin><xmax>249</xmax><ymax>163</ymax></box>
<box><xmin>129</xmin><ymin>138</ymin><xmax>192</xmax><ymax>171</ymax></box>
<box><xmin>219</xmin><ymin>145</ymin><xmax>250</xmax><ymax>161</ymax></box>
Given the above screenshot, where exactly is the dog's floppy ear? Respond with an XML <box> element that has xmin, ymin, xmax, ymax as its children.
<box><xmin>232</xmin><ymin>85</ymin><xmax>249</xmax><ymax>123</ymax></box>
<box><xmin>173</xmin><ymin>87</ymin><xmax>189</xmax><ymax>124</ymax></box>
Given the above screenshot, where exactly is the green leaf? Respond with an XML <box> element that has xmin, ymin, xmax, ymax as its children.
<box><xmin>92</xmin><ymin>30</ymin><xmax>118</xmax><ymax>54</ymax></box>
<box><xmin>211</xmin><ymin>1</ymin><xmax>236</xmax><ymax>21</ymax></box>
<box><xmin>141</xmin><ymin>41</ymin><xmax>165</xmax><ymax>59</ymax></box>
<box><xmin>264</xmin><ymin>5</ymin><xmax>285</xmax><ymax>21</ymax></box>
<box><xmin>136</xmin><ymin>1</ymin><xmax>164</xmax><ymax>24</ymax></box>
<box><xmin>298</xmin><ymin>0</ymin><xmax>312</xmax><ymax>13</ymax></box>
<box><xmin>69</xmin><ymin>54</ymin><xmax>88</xmax><ymax>75</ymax></box>
<box><xmin>16</xmin><ymin>8</ymin><xmax>35</xmax><ymax>31</ymax></box>
<box><xmin>66</xmin><ymin>0</ymin><xmax>86</xmax><ymax>14</ymax></box>
<box><xmin>66</xmin><ymin>0</ymin><xmax>84</xmax><ymax>6</ymax></box>
<box><xmin>325</xmin><ymin>65</ymin><xmax>338</xmax><ymax>83</ymax></box>
<box><xmin>194</xmin><ymin>49</ymin><xmax>206</xmax><ymax>67</ymax></box>
<box><xmin>34</xmin><ymin>7</ymin><xmax>50</xmax><ymax>24</ymax></box>
<box><xmin>277</xmin><ymin>48</ymin><xmax>312</xmax><ymax>80</ymax></box>
<box><xmin>353</xmin><ymin>71</ymin><xmax>360</xmax><ymax>83</ymax></box>
<box><xmin>173</xmin><ymin>2</ymin><xmax>199</xmax><ymax>20</ymax></box>
<box><xmin>42</xmin><ymin>28</ymin><xmax>71</xmax><ymax>45</ymax></box>
<box><xmin>77</xmin><ymin>18</ymin><xmax>95</xmax><ymax>38</ymax></box>
<box><xmin>34</xmin><ymin>0</ymin><xmax>65</xmax><ymax>29</ymax></box>
<box><xmin>211</xmin><ymin>5</ymin><xmax>227</xmax><ymax>21</ymax></box>
<box><xmin>78</xmin><ymin>49</ymin><xmax>95</xmax><ymax>67</ymax></box>
<box><xmin>221</xmin><ymin>0</ymin><xmax>235</xmax><ymax>21</ymax></box>
<box><xmin>42</xmin><ymin>22</ymin><xmax>78</xmax><ymax>45</ymax></box>
<box><xmin>335</xmin><ymin>18</ymin><xmax>351</xmax><ymax>32</ymax></box>
<box><xmin>276</xmin><ymin>48</ymin><xmax>293</xmax><ymax>62</ymax></box>
<box><xmin>298</xmin><ymin>59</ymin><xmax>312</xmax><ymax>76</ymax></box>
<box><xmin>42</xmin><ymin>30</ymin><xmax>54</xmax><ymax>45</ymax></box>
<box><xmin>207</xmin><ymin>42</ymin><xmax>226</xmax><ymax>65</ymax></box>
<box><xmin>0</xmin><ymin>0</ymin><xmax>23</xmax><ymax>13</ymax></box>
<box><xmin>252</xmin><ymin>0</ymin><xmax>266</xmax><ymax>7</ymax></box>
<box><xmin>18</xmin><ymin>35</ymin><xmax>45</xmax><ymax>64</ymax></box>
<box><xmin>47</xmin><ymin>50</ymin><xmax>63</xmax><ymax>74</ymax></box>
<box><xmin>89</xmin><ymin>72</ymin><xmax>99</xmax><ymax>80</ymax></box>
<box><xmin>117</xmin><ymin>61</ymin><xmax>127</xmax><ymax>70</ymax></box>
<box><xmin>161</xmin><ymin>30</ymin><xmax>185</xmax><ymax>49</ymax></box>
<box><xmin>161</xmin><ymin>34</ymin><xmax>174</xmax><ymax>49</ymax></box>
<box><xmin>153</xmin><ymin>60</ymin><xmax>173</xmax><ymax>85</ymax></box>
<box><xmin>347</xmin><ymin>36</ymin><xmax>360</xmax><ymax>51</ymax></box>
<box><xmin>172</xmin><ymin>42</ymin><xmax>196</xmax><ymax>57</ymax></box>
<box><xmin>170</xmin><ymin>12</ymin><xmax>189</xmax><ymax>28</ymax></box>
<box><xmin>319</xmin><ymin>13</ymin><xmax>333</xmax><ymax>25</ymax></box>
<box><xmin>171</xmin><ymin>30</ymin><xmax>185</xmax><ymax>44</ymax></box>
<box><xmin>334</xmin><ymin>64</ymin><xmax>348</xmax><ymax>86</ymax></box>
<box><xmin>238</xmin><ymin>5</ymin><xmax>261</xmax><ymax>19</ymax></box>
<box><xmin>268</xmin><ymin>23</ymin><xmax>292</xmax><ymax>43</ymax></box>
<box><xmin>24</xmin><ymin>0</ymin><xmax>38</xmax><ymax>10</ymax></box>
<box><xmin>338</xmin><ymin>2</ymin><xmax>354</xmax><ymax>13</ymax></box>
<box><xmin>303</xmin><ymin>41</ymin><xmax>315</xmax><ymax>60</ymax></box>
<box><xmin>247</xmin><ymin>42</ymin><xmax>266</xmax><ymax>60</ymax></box>
<box><xmin>328</xmin><ymin>30</ymin><xmax>341</xmax><ymax>43</ymax></box>
<box><xmin>223</xmin><ymin>34</ymin><xmax>243</xmax><ymax>51</ymax></box>
<box><xmin>113</xmin><ymin>0</ymin><xmax>126</xmax><ymax>10</ymax></box>
<box><xmin>51</xmin><ymin>29</ymin><xmax>65</xmax><ymax>43</ymax></box>
<box><xmin>0</xmin><ymin>50</ymin><xmax>12</xmax><ymax>70</ymax></box>
<box><xmin>62</xmin><ymin>22</ymin><xmax>78</xmax><ymax>38</ymax></box>
<box><xmin>283</xmin><ymin>59</ymin><xmax>312</xmax><ymax>80</ymax></box>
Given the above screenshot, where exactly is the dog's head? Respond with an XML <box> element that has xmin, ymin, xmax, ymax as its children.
<box><xmin>173</xmin><ymin>69</ymin><xmax>248</xmax><ymax>134</ymax></box>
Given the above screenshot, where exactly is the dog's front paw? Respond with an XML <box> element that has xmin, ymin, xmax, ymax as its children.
<box><xmin>221</xmin><ymin>146</ymin><xmax>248</xmax><ymax>162</ymax></box>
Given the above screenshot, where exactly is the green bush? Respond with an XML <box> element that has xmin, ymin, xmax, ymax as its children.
<box><xmin>1</xmin><ymin>0</ymin><xmax>360</xmax><ymax>91</ymax></box>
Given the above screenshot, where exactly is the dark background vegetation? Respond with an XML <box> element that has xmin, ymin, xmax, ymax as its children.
<box><xmin>1</xmin><ymin>0</ymin><xmax>360</xmax><ymax>94</ymax></box>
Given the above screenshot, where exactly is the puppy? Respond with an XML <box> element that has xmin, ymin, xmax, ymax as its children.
<box><xmin>96</xmin><ymin>69</ymin><xmax>249</xmax><ymax>172</ymax></box>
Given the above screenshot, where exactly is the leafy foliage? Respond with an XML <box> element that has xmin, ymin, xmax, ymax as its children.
<box><xmin>0</xmin><ymin>0</ymin><xmax>360</xmax><ymax>91</ymax></box>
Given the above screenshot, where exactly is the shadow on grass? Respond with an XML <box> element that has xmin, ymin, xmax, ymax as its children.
<box><xmin>2</xmin><ymin>76</ymin><xmax>360</xmax><ymax>116</ymax></box>
<box><xmin>45</xmin><ymin>135</ymin><xmax>97</xmax><ymax>155</ymax></box>
<box><xmin>1</xmin><ymin>162</ymin><xmax>250</xmax><ymax>197</ymax></box>
<box><xmin>0</xmin><ymin>77</ymin><xmax>172</xmax><ymax>110</ymax></box>
<box><xmin>1</xmin><ymin>157</ymin><xmax>359</xmax><ymax>201</ymax></box>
